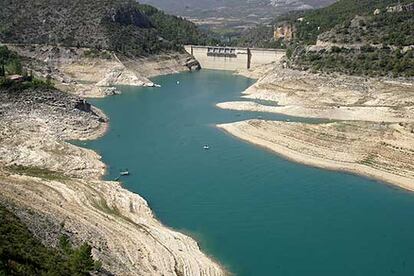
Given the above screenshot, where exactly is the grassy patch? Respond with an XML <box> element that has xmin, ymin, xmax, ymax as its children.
<box><xmin>91</xmin><ymin>197</ymin><xmax>137</xmax><ymax>225</ymax></box>
<box><xmin>7</xmin><ymin>165</ymin><xmax>69</xmax><ymax>181</ymax></box>
<box><xmin>92</xmin><ymin>198</ymin><xmax>122</xmax><ymax>217</ymax></box>
<box><xmin>359</xmin><ymin>153</ymin><xmax>376</xmax><ymax>165</ymax></box>
<box><xmin>83</xmin><ymin>49</ymin><xmax>112</xmax><ymax>59</ymax></box>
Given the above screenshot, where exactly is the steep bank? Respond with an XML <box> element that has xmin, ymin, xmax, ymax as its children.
<box><xmin>218</xmin><ymin>63</ymin><xmax>414</xmax><ymax>191</ymax></box>
<box><xmin>0</xmin><ymin>84</ymin><xmax>224</xmax><ymax>275</ymax></box>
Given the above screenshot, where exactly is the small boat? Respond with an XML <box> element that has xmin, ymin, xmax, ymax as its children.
<box><xmin>120</xmin><ymin>170</ymin><xmax>130</xmax><ymax>176</ymax></box>
<box><xmin>176</xmin><ymin>81</ymin><xmax>180</xmax><ymax>85</ymax></box>
<box><xmin>203</xmin><ymin>145</ymin><xmax>210</xmax><ymax>150</ymax></box>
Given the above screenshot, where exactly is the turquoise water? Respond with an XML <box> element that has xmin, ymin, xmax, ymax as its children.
<box><xmin>83</xmin><ymin>70</ymin><xmax>414</xmax><ymax>276</ymax></box>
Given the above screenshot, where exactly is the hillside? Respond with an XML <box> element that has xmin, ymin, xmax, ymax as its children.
<box><xmin>292</xmin><ymin>45</ymin><xmax>414</xmax><ymax>77</ymax></box>
<box><xmin>141</xmin><ymin>0</ymin><xmax>337</xmax><ymax>18</ymax></box>
<box><xmin>0</xmin><ymin>0</ymin><xmax>208</xmax><ymax>56</ymax></box>
<box><xmin>318</xmin><ymin>9</ymin><xmax>414</xmax><ymax>46</ymax></box>
<box><xmin>229</xmin><ymin>25</ymin><xmax>281</xmax><ymax>48</ymax></box>
<box><xmin>141</xmin><ymin>0</ymin><xmax>337</xmax><ymax>37</ymax></box>
<box><xmin>273</xmin><ymin>0</ymin><xmax>414</xmax><ymax>77</ymax></box>
<box><xmin>283</xmin><ymin>0</ymin><xmax>414</xmax><ymax>44</ymax></box>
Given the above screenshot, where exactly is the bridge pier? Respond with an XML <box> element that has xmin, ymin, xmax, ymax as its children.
<box><xmin>247</xmin><ymin>48</ymin><xmax>251</xmax><ymax>69</ymax></box>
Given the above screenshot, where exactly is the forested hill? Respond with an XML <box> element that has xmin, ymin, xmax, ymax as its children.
<box><xmin>276</xmin><ymin>0</ymin><xmax>414</xmax><ymax>77</ymax></box>
<box><xmin>0</xmin><ymin>0</ymin><xmax>210</xmax><ymax>56</ymax></box>
<box><xmin>283</xmin><ymin>0</ymin><xmax>414</xmax><ymax>44</ymax></box>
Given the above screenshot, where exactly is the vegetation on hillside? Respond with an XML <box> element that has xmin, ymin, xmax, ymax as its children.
<box><xmin>279</xmin><ymin>0</ymin><xmax>414</xmax><ymax>44</ymax></box>
<box><xmin>231</xmin><ymin>1</ymin><xmax>414</xmax><ymax>48</ymax></box>
<box><xmin>293</xmin><ymin>46</ymin><xmax>414</xmax><ymax>77</ymax></box>
<box><xmin>319</xmin><ymin>11</ymin><xmax>414</xmax><ymax>46</ymax></box>
<box><xmin>0</xmin><ymin>205</ymin><xmax>100</xmax><ymax>275</ymax></box>
<box><xmin>139</xmin><ymin>4</ymin><xmax>214</xmax><ymax>46</ymax></box>
<box><xmin>0</xmin><ymin>46</ymin><xmax>54</xmax><ymax>88</ymax></box>
<box><xmin>0</xmin><ymin>0</ymin><xmax>213</xmax><ymax>56</ymax></box>
<box><xmin>276</xmin><ymin>0</ymin><xmax>414</xmax><ymax>78</ymax></box>
<box><xmin>0</xmin><ymin>46</ymin><xmax>22</xmax><ymax>76</ymax></box>
<box><xmin>229</xmin><ymin>25</ymin><xmax>283</xmax><ymax>48</ymax></box>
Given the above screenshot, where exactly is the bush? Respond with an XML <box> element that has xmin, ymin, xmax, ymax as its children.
<box><xmin>0</xmin><ymin>46</ymin><xmax>23</xmax><ymax>75</ymax></box>
<box><xmin>286</xmin><ymin>47</ymin><xmax>293</xmax><ymax>59</ymax></box>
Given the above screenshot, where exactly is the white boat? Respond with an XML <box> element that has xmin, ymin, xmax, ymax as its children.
<box><xmin>203</xmin><ymin>145</ymin><xmax>210</xmax><ymax>150</ymax></box>
<box><xmin>120</xmin><ymin>170</ymin><xmax>129</xmax><ymax>176</ymax></box>
<box><xmin>144</xmin><ymin>83</ymin><xmax>161</xmax><ymax>88</ymax></box>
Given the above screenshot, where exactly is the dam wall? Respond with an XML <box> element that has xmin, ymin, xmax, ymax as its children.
<box><xmin>185</xmin><ymin>45</ymin><xmax>285</xmax><ymax>71</ymax></box>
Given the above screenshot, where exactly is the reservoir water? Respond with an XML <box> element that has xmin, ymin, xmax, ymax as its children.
<box><xmin>83</xmin><ymin>70</ymin><xmax>414</xmax><ymax>275</ymax></box>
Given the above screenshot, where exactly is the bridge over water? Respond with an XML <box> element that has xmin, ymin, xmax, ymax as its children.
<box><xmin>185</xmin><ymin>45</ymin><xmax>285</xmax><ymax>71</ymax></box>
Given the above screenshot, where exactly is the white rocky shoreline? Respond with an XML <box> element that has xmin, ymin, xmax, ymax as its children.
<box><xmin>219</xmin><ymin>64</ymin><xmax>414</xmax><ymax>192</ymax></box>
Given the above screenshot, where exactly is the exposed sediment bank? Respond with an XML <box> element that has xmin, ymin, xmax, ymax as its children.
<box><xmin>218</xmin><ymin>64</ymin><xmax>414</xmax><ymax>191</ymax></box>
<box><xmin>218</xmin><ymin>120</ymin><xmax>414</xmax><ymax>192</ymax></box>
<box><xmin>223</xmin><ymin>64</ymin><xmax>414</xmax><ymax>123</ymax></box>
<box><xmin>217</xmin><ymin>101</ymin><xmax>414</xmax><ymax>123</ymax></box>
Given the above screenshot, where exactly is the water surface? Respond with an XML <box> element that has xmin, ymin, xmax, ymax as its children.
<box><xmin>83</xmin><ymin>70</ymin><xmax>414</xmax><ymax>276</ymax></box>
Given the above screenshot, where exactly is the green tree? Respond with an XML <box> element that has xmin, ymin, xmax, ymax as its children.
<box><xmin>67</xmin><ymin>244</ymin><xmax>96</xmax><ymax>275</ymax></box>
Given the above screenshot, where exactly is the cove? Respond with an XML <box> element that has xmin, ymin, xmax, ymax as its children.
<box><xmin>82</xmin><ymin>70</ymin><xmax>414</xmax><ymax>276</ymax></box>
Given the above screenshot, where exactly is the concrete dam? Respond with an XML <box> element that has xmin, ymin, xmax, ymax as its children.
<box><xmin>185</xmin><ymin>45</ymin><xmax>285</xmax><ymax>71</ymax></box>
